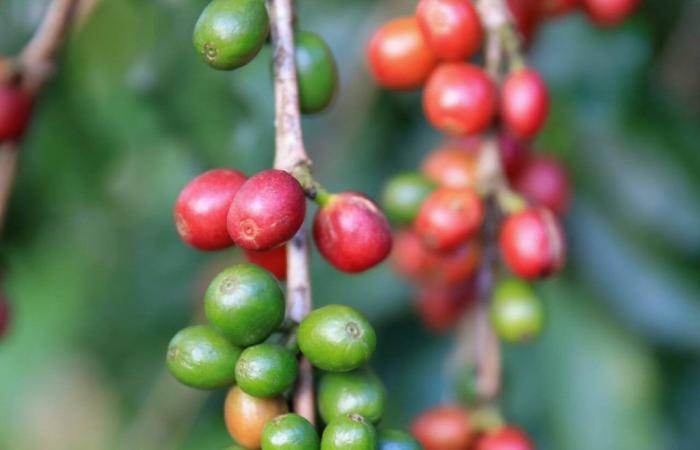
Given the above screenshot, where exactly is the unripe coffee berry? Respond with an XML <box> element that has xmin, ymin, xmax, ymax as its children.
<box><xmin>475</xmin><ymin>426</ymin><xmax>535</xmax><ymax>450</ymax></box>
<box><xmin>499</xmin><ymin>207</ymin><xmax>565</xmax><ymax>279</ymax></box>
<box><xmin>367</xmin><ymin>17</ymin><xmax>437</xmax><ymax>91</ymax></box>
<box><xmin>583</xmin><ymin>0</ymin><xmax>640</xmax><ymax>26</ymax></box>
<box><xmin>501</xmin><ymin>68</ymin><xmax>550</xmax><ymax>139</ymax></box>
<box><xmin>321</xmin><ymin>413</ymin><xmax>378</xmax><ymax>450</ymax></box>
<box><xmin>296</xmin><ymin>31</ymin><xmax>338</xmax><ymax>114</ymax></box>
<box><xmin>422</xmin><ymin>146</ymin><xmax>479</xmax><ymax>190</ymax></box>
<box><xmin>416</xmin><ymin>0</ymin><xmax>483</xmax><ymax>61</ymax></box>
<box><xmin>235</xmin><ymin>343</ymin><xmax>298</xmax><ymax>397</ymax></box>
<box><xmin>204</xmin><ymin>263</ymin><xmax>285</xmax><ymax>346</ymax></box>
<box><xmin>298</xmin><ymin>304</ymin><xmax>376</xmax><ymax>372</ymax></box>
<box><xmin>382</xmin><ymin>172</ymin><xmax>436</xmax><ymax>225</ymax></box>
<box><xmin>514</xmin><ymin>156</ymin><xmax>571</xmax><ymax>216</ymax></box>
<box><xmin>415</xmin><ymin>187</ymin><xmax>484</xmax><ymax>252</ymax></box>
<box><xmin>193</xmin><ymin>0</ymin><xmax>269</xmax><ymax>70</ymax></box>
<box><xmin>245</xmin><ymin>245</ymin><xmax>288</xmax><ymax>280</ymax></box>
<box><xmin>0</xmin><ymin>85</ymin><xmax>33</xmax><ymax>141</ymax></box>
<box><xmin>262</xmin><ymin>413</ymin><xmax>320</xmax><ymax>450</ymax></box>
<box><xmin>224</xmin><ymin>386</ymin><xmax>288</xmax><ymax>449</ymax></box>
<box><xmin>378</xmin><ymin>429</ymin><xmax>423</xmax><ymax>450</ymax></box>
<box><xmin>313</xmin><ymin>193</ymin><xmax>392</xmax><ymax>273</ymax></box>
<box><xmin>490</xmin><ymin>278</ymin><xmax>545</xmax><ymax>343</ymax></box>
<box><xmin>228</xmin><ymin>169</ymin><xmax>306</xmax><ymax>251</ymax></box>
<box><xmin>318</xmin><ymin>367</ymin><xmax>387</xmax><ymax>424</ymax></box>
<box><xmin>411</xmin><ymin>406</ymin><xmax>473</xmax><ymax>450</ymax></box>
<box><xmin>423</xmin><ymin>63</ymin><xmax>497</xmax><ymax>135</ymax></box>
<box><xmin>174</xmin><ymin>169</ymin><xmax>246</xmax><ymax>250</ymax></box>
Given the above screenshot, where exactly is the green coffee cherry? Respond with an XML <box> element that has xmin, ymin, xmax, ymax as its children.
<box><xmin>235</xmin><ymin>343</ymin><xmax>299</xmax><ymax>397</ymax></box>
<box><xmin>321</xmin><ymin>414</ymin><xmax>377</xmax><ymax>450</ymax></box>
<box><xmin>381</xmin><ymin>172</ymin><xmax>436</xmax><ymax>225</ymax></box>
<box><xmin>205</xmin><ymin>263</ymin><xmax>285</xmax><ymax>347</ymax></box>
<box><xmin>298</xmin><ymin>305</ymin><xmax>376</xmax><ymax>372</ymax></box>
<box><xmin>490</xmin><ymin>277</ymin><xmax>545</xmax><ymax>343</ymax></box>
<box><xmin>318</xmin><ymin>367</ymin><xmax>387</xmax><ymax>424</ymax></box>
<box><xmin>262</xmin><ymin>413</ymin><xmax>320</xmax><ymax>450</ymax></box>
<box><xmin>193</xmin><ymin>0</ymin><xmax>269</xmax><ymax>70</ymax></box>
<box><xmin>295</xmin><ymin>31</ymin><xmax>338</xmax><ymax>114</ymax></box>
<box><xmin>166</xmin><ymin>325</ymin><xmax>241</xmax><ymax>389</ymax></box>
<box><xmin>378</xmin><ymin>429</ymin><xmax>423</xmax><ymax>450</ymax></box>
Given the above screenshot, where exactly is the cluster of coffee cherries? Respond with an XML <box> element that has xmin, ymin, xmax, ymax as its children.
<box><xmin>192</xmin><ymin>0</ymin><xmax>337</xmax><ymax>114</ymax></box>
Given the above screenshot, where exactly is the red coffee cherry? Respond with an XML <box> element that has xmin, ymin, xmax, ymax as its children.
<box><xmin>0</xmin><ymin>85</ymin><xmax>33</xmax><ymax>142</ymax></box>
<box><xmin>583</xmin><ymin>0</ymin><xmax>640</xmax><ymax>26</ymax></box>
<box><xmin>500</xmin><ymin>207</ymin><xmax>565</xmax><ymax>279</ymax></box>
<box><xmin>367</xmin><ymin>17</ymin><xmax>438</xmax><ymax>91</ymax></box>
<box><xmin>498</xmin><ymin>133</ymin><xmax>531</xmax><ymax>181</ymax></box>
<box><xmin>514</xmin><ymin>155</ymin><xmax>571</xmax><ymax>216</ymax></box>
<box><xmin>432</xmin><ymin>241</ymin><xmax>481</xmax><ymax>285</ymax></box>
<box><xmin>244</xmin><ymin>245</ymin><xmax>287</xmax><ymax>280</ymax></box>
<box><xmin>539</xmin><ymin>0</ymin><xmax>580</xmax><ymax>17</ymax></box>
<box><xmin>228</xmin><ymin>169</ymin><xmax>306</xmax><ymax>251</ymax></box>
<box><xmin>174</xmin><ymin>169</ymin><xmax>247</xmax><ymax>250</ymax></box>
<box><xmin>501</xmin><ymin>68</ymin><xmax>550</xmax><ymax>139</ymax></box>
<box><xmin>392</xmin><ymin>230</ymin><xmax>434</xmax><ymax>280</ymax></box>
<box><xmin>416</xmin><ymin>0</ymin><xmax>483</xmax><ymax>61</ymax></box>
<box><xmin>313</xmin><ymin>192</ymin><xmax>392</xmax><ymax>273</ymax></box>
<box><xmin>415</xmin><ymin>187</ymin><xmax>484</xmax><ymax>252</ymax></box>
<box><xmin>476</xmin><ymin>426</ymin><xmax>535</xmax><ymax>450</ymax></box>
<box><xmin>0</xmin><ymin>291</ymin><xmax>10</xmax><ymax>339</ymax></box>
<box><xmin>411</xmin><ymin>406</ymin><xmax>473</xmax><ymax>450</ymax></box>
<box><xmin>422</xmin><ymin>146</ymin><xmax>478</xmax><ymax>190</ymax></box>
<box><xmin>416</xmin><ymin>281</ymin><xmax>475</xmax><ymax>332</ymax></box>
<box><xmin>423</xmin><ymin>63</ymin><xmax>497</xmax><ymax>136</ymax></box>
<box><xmin>507</xmin><ymin>0</ymin><xmax>541</xmax><ymax>43</ymax></box>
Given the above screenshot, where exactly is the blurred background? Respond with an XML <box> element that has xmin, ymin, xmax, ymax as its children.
<box><xmin>1</xmin><ymin>0</ymin><xmax>700</xmax><ymax>449</ymax></box>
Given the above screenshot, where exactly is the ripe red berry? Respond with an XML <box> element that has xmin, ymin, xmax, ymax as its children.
<box><xmin>423</xmin><ymin>63</ymin><xmax>497</xmax><ymax>136</ymax></box>
<box><xmin>244</xmin><ymin>245</ymin><xmax>287</xmax><ymax>280</ymax></box>
<box><xmin>422</xmin><ymin>146</ymin><xmax>478</xmax><ymax>190</ymax></box>
<box><xmin>313</xmin><ymin>192</ymin><xmax>392</xmax><ymax>273</ymax></box>
<box><xmin>0</xmin><ymin>85</ymin><xmax>33</xmax><ymax>142</ymax></box>
<box><xmin>174</xmin><ymin>169</ymin><xmax>247</xmax><ymax>250</ymax></box>
<box><xmin>538</xmin><ymin>0</ymin><xmax>580</xmax><ymax>17</ymax></box>
<box><xmin>416</xmin><ymin>0</ymin><xmax>484</xmax><ymax>61</ymax></box>
<box><xmin>416</xmin><ymin>281</ymin><xmax>475</xmax><ymax>332</ymax></box>
<box><xmin>415</xmin><ymin>187</ymin><xmax>484</xmax><ymax>252</ymax></box>
<box><xmin>583</xmin><ymin>0</ymin><xmax>640</xmax><ymax>26</ymax></box>
<box><xmin>514</xmin><ymin>156</ymin><xmax>571</xmax><ymax>215</ymax></box>
<box><xmin>0</xmin><ymin>291</ymin><xmax>10</xmax><ymax>338</ymax></box>
<box><xmin>411</xmin><ymin>406</ymin><xmax>473</xmax><ymax>450</ymax></box>
<box><xmin>228</xmin><ymin>169</ymin><xmax>306</xmax><ymax>251</ymax></box>
<box><xmin>476</xmin><ymin>426</ymin><xmax>535</xmax><ymax>450</ymax></box>
<box><xmin>392</xmin><ymin>230</ymin><xmax>435</xmax><ymax>280</ymax></box>
<box><xmin>507</xmin><ymin>0</ymin><xmax>541</xmax><ymax>44</ymax></box>
<box><xmin>501</xmin><ymin>68</ymin><xmax>549</xmax><ymax>139</ymax></box>
<box><xmin>500</xmin><ymin>207</ymin><xmax>565</xmax><ymax>279</ymax></box>
<box><xmin>498</xmin><ymin>133</ymin><xmax>531</xmax><ymax>181</ymax></box>
<box><xmin>367</xmin><ymin>17</ymin><xmax>438</xmax><ymax>91</ymax></box>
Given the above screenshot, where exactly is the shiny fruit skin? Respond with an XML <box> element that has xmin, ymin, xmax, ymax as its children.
<box><xmin>415</xmin><ymin>187</ymin><xmax>484</xmax><ymax>252</ymax></box>
<box><xmin>382</xmin><ymin>173</ymin><xmax>436</xmax><ymax>225</ymax></box>
<box><xmin>476</xmin><ymin>426</ymin><xmax>535</xmax><ymax>450</ymax></box>
<box><xmin>0</xmin><ymin>85</ymin><xmax>33</xmax><ymax>141</ymax></box>
<box><xmin>499</xmin><ymin>207</ymin><xmax>565</xmax><ymax>279</ymax></box>
<box><xmin>318</xmin><ymin>367</ymin><xmax>387</xmax><ymax>424</ymax></box>
<box><xmin>245</xmin><ymin>245</ymin><xmax>288</xmax><ymax>280</ymax></box>
<box><xmin>490</xmin><ymin>278</ymin><xmax>545</xmax><ymax>343</ymax></box>
<box><xmin>224</xmin><ymin>386</ymin><xmax>288</xmax><ymax>449</ymax></box>
<box><xmin>174</xmin><ymin>169</ymin><xmax>247</xmax><ymax>250</ymax></box>
<box><xmin>313</xmin><ymin>193</ymin><xmax>392</xmax><ymax>273</ymax></box>
<box><xmin>298</xmin><ymin>305</ymin><xmax>376</xmax><ymax>372</ymax></box>
<box><xmin>501</xmin><ymin>69</ymin><xmax>549</xmax><ymax>139</ymax></box>
<box><xmin>514</xmin><ymin>156</ymin><xmax>571</xmax><ymax>216</ymax></box>
<box><xmin>539</xmin><ymin>0</ymin><xmax>580</xmax><ymax>17</ymax></box>
<box><xmin>583</xmin><ymin>0</ymin><xmax>640</xmax><ymax>26</ymax></box>
<box><xmin>166</xmin><ymin>325</ymin><xmax>241</xmax><ymax>389</ymax></box>
<box><xmin>378</xmin><ymin>429</ymin><xmax>423</xmax><ymax>450</ymax></box>
<box><xmin>204</xmin><ymin>263</ymin><xmax>285</xmax><ymax>346</ymax></box>
<box><xmin>228</xmin><ymin>169</ymin><xmax>306</xmax><ymax>251</ymax></box>
<box><xmin>411</xmin><ymin>406</ymin><xmax>473</xmax><ymax>450</ymax></box>
<box><xmin>321</xmin><ymin>414</ymin><xmax>378</xmax><ymax>450</ymax></box>
<box><xmin>193</xmin><ymin>0</ymin><xmax>269</xmax><ymax>70</ymax></box>
<box><xmin>416</xmin><ymin>0</ymin><xmax>483</xmax><ymax>61</ymax></box>
<box><xmin>235</xmin><ymin>343</ymin><xmax>299</xmax><ymax>397</ymax></box>
<box><xmin>416</xmin><ymin>281</ymin><xmax>475</xmax><ymax>332</ymax></box>
<box><xmin>498</xmin><ymin>133</ymin><xmax>530</xmax><ymax>181</ymax></box>
<box><xmin>367</xmin><ymin>17</ymin><xmax>438</xmax><ymax>90</ymax></box>
<box><xmin>423</xmin><ymin>63</ymin><xmax>497</xmax><ymax>136</ymax></box>
<box><xmin>422</xmin><ymin>146</ymin><xmax>478</xmax><ymax>190</ymax></box>
<box><xmin>262</xmin><ymin>413</ymin><xmax>320</xmax><ymax>450</ymax></box>
<box><xmin>0</xmin><ymin>293</ymin><xmax>10</xmax><ymax>338</ymax></box>
<box><xmin>296</xmin><ymin>31</ymin><xmax>338</xmax><ymax>114</ymax></box>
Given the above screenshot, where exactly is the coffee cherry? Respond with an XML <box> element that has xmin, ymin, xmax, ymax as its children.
<box><xmin>166</xmin><ymin>325</ymin><xmax>241</xmax><ymax>389</ymax></box>
<box><xmin>204</xmin><ymin>264</ymin><xmax>285</xmax><ymax>346</ymax></box>
<box><xmin>262</xmin><ymin>413</ymin><xmax>320</xmax><ymax>450</ymax></box>
<box><xmin>318</xmin><ymin>367</ymin><xmax>387</xmax><ymax>424</ymax></box>
<box><xmin>416</xmin><ymin>281</ymin><xmax>475</xmax><ymax>332</ymax></box>
<box><xmin>431</xmin><ymin>241</ymin><xmax>481</xmax><ymax>285</ymax></box>
<box><xmin>475</xmin><ymin>426</ymin><xmax>535</xmax><ymax>450</ymax></box>
<box><xmin>498</xmin><ymin>133</ymin><xmax>530</xmax><ymax>180</ymax></box>
<box><xmin>422</xmin><ymin>146</ymin><xmax>478</xmax><ymax>190</ymax></box>
<box><xmin>367</xmin><ymin>17</ymin><xmax>438</xmax><ymax>91</ymax></box>
<box><xmin>0</xmin><ymin>85</ymin><xmax>33</xmax><ymax>141</ymax></box>
<box><xmin>174</xmin><ymin>169</ymin><xmax>247</xmax><ymax>250</ymax></box>
<box><xmin>539</xmin><ymin>0</ymin><xmax>580</xmax><ymax>17</ymax></box>
<box><xmin>415</xmin><ymin>187</ymin><xmax>484</xmax><ymax>252</ymax></box>
<box><xmin>501</xmin><ymin>69</ymin><xmax>549</xmax><ymax>139</ymax></box>
<box><xmin>583</xmin><ymin>0</ymin><xmax>640</xmax><ymax>26</ymax></box>
<box><xmin>506</xmin><ymin>0</ymin><xmax>541</xmax><ymax>43</ymax></box>
<box><xmin>313</xmin><ymin>193</ymin><xmax>392</xmax><ymax>273</ymax></box>
<box><xmin>411</xmin><ymin>406</ymin><xmax>473</xmax><ymax>450</ymax></box>
<box><xmin>228</xmin><ymin>169</ymin><xmax>306</xmax><ymax>251</ymax></box>
<box><xmin>245</xmin><ymin>245</ymin><xmax>288</xmax><ymax>280</ymax></box>
<box><xmin>391</xmin><ymin>230</ymin><xmax>435</xmax><ymax>280</ymax></box>
<box><xmin>416</xmin><ymin>0</ymin><xmax>483</xmax><ymax>61</ymax></box>
<box><xmin>382</xmin><ymin>173</ymin><xmax>436</xmax><ymax>225</ymax></box>
<box><xmin>490</xmin><ymin>278</ymin><xmax>545</xmax><ymax>343</ymax></box>
<box><xmin>0</xmin><ymin>292</ymin><xmax>10</xmax><ymax>339</ymax></box>
<box><xmin>423</xmin><ymin>63</ymin><xmax>497</xmax><ymax>136</ymax></box>
<box><xmin>224</xmin><ymin>386</ymin><xmax>288</xmax><ymax>449</ymax></box>
<box><xmin>499</xmin><ymin>207</ymin><xmax>565</xmax><ymax>279</ymax></box>
<box><xmin>514</xmin><ymin>156</ymin><xmax>571</xmax><ymax>216</ymax></box>
<box><xmin>193</xmin><ymin>0</ymin><xmax>269</xmax><ymax>70</ymax></box>
<box><xmin>321</xmin><ymin>413</ymin><xmax>377</xmax><ymax>450</ymax></box>
<box><xmin>378</xmin><ymin>429</ymin><xmax>423</xmax><ymax>450</ymax></box>
<box><xmin>296</xmin><ymin>31</ymin><xmax>338</xmax><ymax>114</ymax></box>
<box><xmin>235</xmin><ymin>343</ymin><xmax>299</xmax><ymax>398</ymax></box>
<box><xmin>298</xmin><ymin>305</ymin><xmax>376</xmax><ymax>372</ymax></box>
